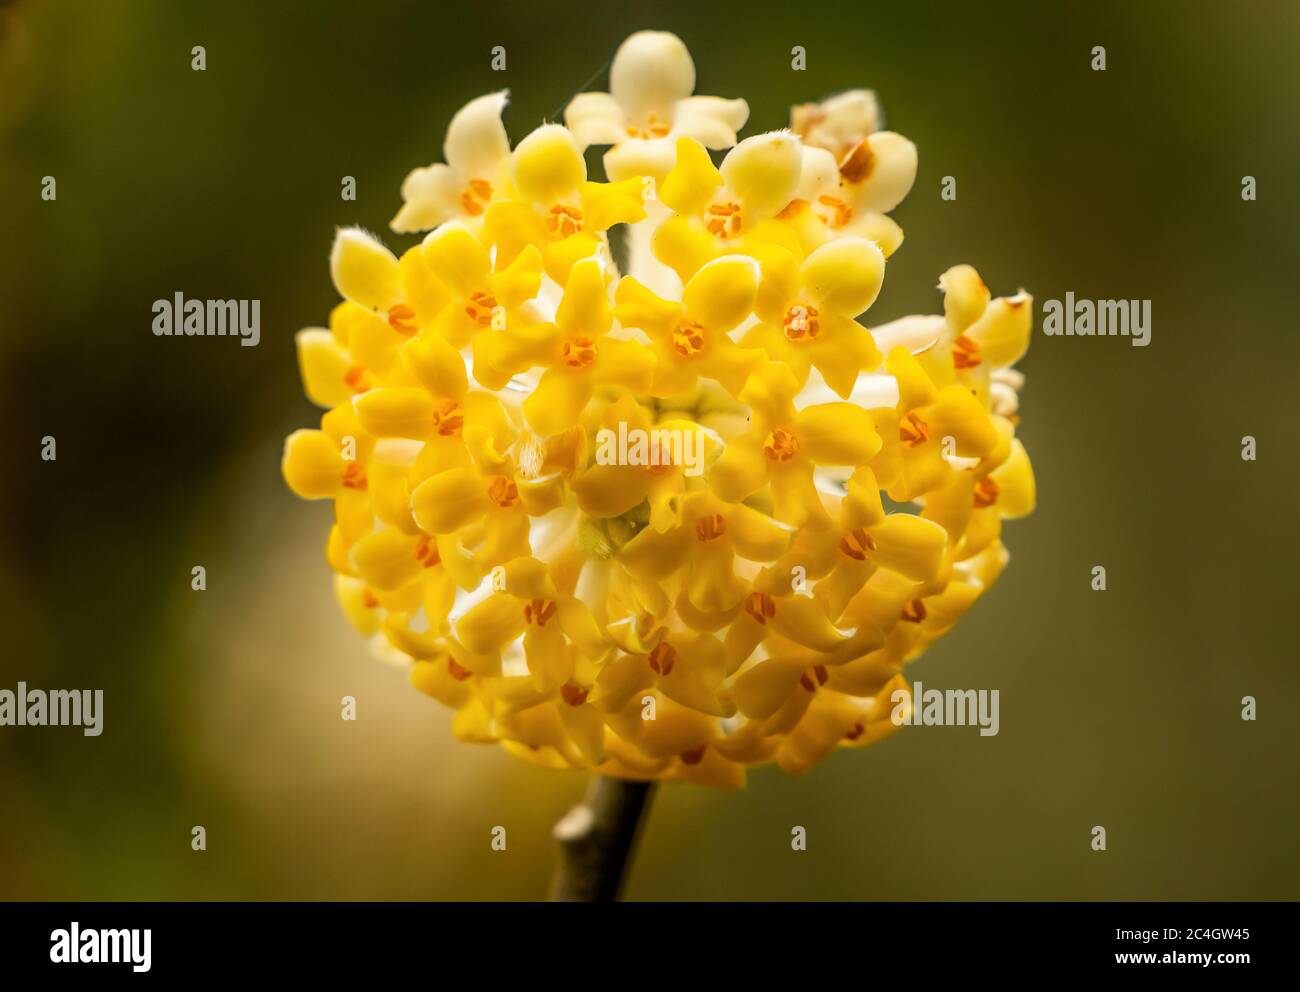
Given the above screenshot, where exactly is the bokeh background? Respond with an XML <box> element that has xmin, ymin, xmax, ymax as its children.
<box><xmin>3</xmin><ymin>0</ymin><xmax>1298</xmax><ymax>900</ymax></box>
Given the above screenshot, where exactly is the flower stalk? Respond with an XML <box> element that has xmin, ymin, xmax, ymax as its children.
<box><xmin>548</xmin><ymin>775</ymin><xmax>657</xmax><ymax>901</ymax></box>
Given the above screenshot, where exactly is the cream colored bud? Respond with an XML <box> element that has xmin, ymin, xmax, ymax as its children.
<box><xmin>610</xmin><ymin>31</ymin><xmax>696</xmax><ymax>122</ymax></box>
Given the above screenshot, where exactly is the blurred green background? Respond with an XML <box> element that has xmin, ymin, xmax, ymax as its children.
<box><xmin>3</xmin><ymin>0</ymin><xmax>1298</xmax><ymax>900</ymax></box>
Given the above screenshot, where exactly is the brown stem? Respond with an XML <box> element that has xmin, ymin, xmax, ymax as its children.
<box><xmin>548</xmin><ymin>775</ymin><xmax>656</xmax><ymax>901</ymax></box>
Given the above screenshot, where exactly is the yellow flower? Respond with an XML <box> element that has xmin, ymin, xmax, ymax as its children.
<box><xmin>419</xmin><ymin>221</ymin><xmax>543</xmax><ymax>350</ymax></box>
<box><xmin>785</xmin><ymin>90</ymin><xmax>914</xmax><ymax>255</ymax></box>
<box><xmin>564</xmin><ymin>30</ymin><xmax>749</xmax><ymax>183</ymax></box>
<box><xmin>485</xmin><ymin>124</ymin><xmax>647</xmax><ymax>283</ymax></box>
<box><xmin>391</xmin><ymin>91</ymin><xmax>512</xmax><ymax>233</ymax></box>
<box><xmin>614</xmin><ymin>253</ymin><xmax>764</xmax><ymax>398</ymax></box>
<box><xmin>282</xmin><ymin>29</ymin><xmax>1039</xmax><ymax>786</ymax></box>
<box><xmin>739</xmin><ymin>238</ymin><xmax>885</xmax><ymax>397</ymax></box>
<box><xmin>653</xmin><ymin>133</ymin><xmax>804</xmax><ymax>282</ymax></box>
<box><xmin>616</xmin><ymin>488</ymin><xmax>796</xmax><ymax>614</ymax></box>
<box><xmin>709</xmin><ymin>363</ymin><xmax>882</xmax><ymax>526</ymax></box>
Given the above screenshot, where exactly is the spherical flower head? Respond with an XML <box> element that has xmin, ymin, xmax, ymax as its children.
<box><xmin>282</xmin><ymin>31</ymin><xmax>1037</xmax><ymax>788</ymax></box>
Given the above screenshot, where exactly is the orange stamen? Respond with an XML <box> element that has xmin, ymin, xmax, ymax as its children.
<box><xmin>899</xmin><ymin>411</ymin><xmax>930</xmax><ymax>447</ymax></box>
<box><xmin>459</xmin><ymin>179</ymin><xmax>492</xmax><ymax>216</ymax></box>
<box><xmin>839</xmin><ymin>140</ymin><xmax>875</xmax><ymax>184</ymax></box>
<box><xmin>705</xmin><ymin>201</ymin><xmax>742</xmax><ymax>238</ymax></box>
<box><xmin>672</xmin><ymin>320</ymin><xmax>706</xmax><ymax>357</ymax></box>
<box><xmin>952</xmin><ymin>334</ymin><xmax>982</xmax><ymax>369</ymax></box>
<box><xmin>560</xmin><ymin>682</ymin><xmax>588</xmax><ymax>707</ymax></box>
<box><xmin>695</xmin><ymin>513</ymin><xmax>727</xmax><ymax>541</ymax></box>
<box><xmin>414</xmin><ymin>535</ymin><xmax>441</xmax><ymax>568</ymax></box>
<box><xmin>783</xmin><ymin>304</ymin><xmax>820</xmax><ymax>343</ymax></box>
<box><xmin>901</xmin><ymin>599</ymin><xmax>927</xmax><ymax>623</ymax></box>
<box><xmin>340</xmin><ymin>462</ymin><xmax>367</xmax><ymax>491</ymax></box>
<box><xmin>431</xmin><ymin>398</ymin><xmax>464</xmax><ymax>437</ymax></box>
<box><xmin>523</xmin><ymin>599</ymin><xmax>557</xmax><ymax>627</ymax></box>
<box><xmin>973</xmin><ymin>477</ymin><xmax>1000</xmax><ymax>509</ymax></box>
<box><xmin>763</xmin><ymin>428</ymin><xmax>800</xmax><ymax>462</ymax></box>
<box><xmin>465</xmin><ymin>291</ymin><xmax>497</xmax><ymax>327</ymax></box>
<box><xmin>680</xmin><ymin>744</ymin><xmax>706</xmax><ymax>765</ymax></box>
<box><xmin>816</xmin><ymin>195</ymin><xmax>853</xmax><ymax>228</ymax></box>
<box><xmin>387</xmin><ymin>303</ymin><xmax>418</xmax><ymax>335</ymax></box>
<box><xmin>487</xmin><ymin>476</ymin><xmax>519</xmax><ymax>508</ymax></box>
<box><xmin>343</xmin><ymin>364</ymin><xmax>371</xmax><ymax>392</ymax></box>
<box><xmin>546</xmin><ymin>204</ymin><xmax>583</xmax><ymax>238</ymax></box>
<box><xmin>838</xmin><ymin>527</ymin><xmax>877</xmax><ymax>560</ymax></box>
<box><xmin>648</xmin><ymin>642</ymin><xmax>677</xmax><ymax>676</ymax></box>
<box><xmin>562</xmin><ymin>335</ymin><xmax>598</xmax><ymax>369</ymax></box>
<box><xmin>745</xmin><ymin>591</ymin><xmax>776</xmax><ymax>624</ymax></box>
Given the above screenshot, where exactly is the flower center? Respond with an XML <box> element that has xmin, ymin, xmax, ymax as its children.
<box><xmin>414</xmin><ymin>535</ymin><xmax>441</xmax><ymax>568</ymax></box>
<box><xmin>783</xmin><ymin>304</ymin><xmax>820</xmax><ymax>343</ymax></box>
<box><xmin>953</xmin><ymin>334</ymin><xmax>982</xmax><ymax>369</ymax></box>
<box><xmin>648</xmin><ymin>642</ymin><xmax>677</xmax><ymax>675</ymax></box>
<box><xmin>459</xmin><ymin>179</ymin><xmax>492</xmax><ymax>216</ymax></box>
<box><xmin>799</xmin><ymin>665</ymin><xmax>829</xmax><ymax>692</ymax></box>
<box><xmin>626</xmin><ymin>114</ymin><xmax>671</xmax><ymax>139</ymax></box>
<box><xmin>838</xmin><ymin>527</ymin><xmax>877</xmax><ymax>560</ymax></box>
<box><xmin>431</xmin><ymin>398</ymin><xmax>464</xmax><ymax>437</ymax></box>
<box><xmin>387</xmin><ymin>303</ymin><xmax>418</xmax><ymax>335</ymax></box>
<box><xmin>845</xmin><ymin>722</ymin><xmax>865</xmax><ymax>741</ymax></box>
<box><xmin>973</xmin><ymin>477</ymin><xmax>1000</xmax><ymax>509</ymax></box>
<box><xmin>680</xmin><ymin>744</ymin><xmax>707</xmax><ymax>765</ymax></box>
<box><xmin>546</xmin><ymin>204</ymin><xmax>583</xmax><ymax>238</ymax></box>
<box><xmin>744</xmin><ymin>591</ymin><xmax>776</xmax><ymax>624</ymax></box>
<box><xmin>671</xmin><ymin>320</ymin><xmax>706</xmax><ymax>357</ymax></box>
<box><xmin>901</xmin><ymin>599</ymin><xmax>927</xmax><ymax>623</ymax></box>
<box><xmin>487</xmin><ymin>476</ymin><xmax>519</xmax><ymax>507</ymax></box>
<box><xmin>695</xmin><ymin>513</ymin><xmax>727</xmax><ymax>541</ymax></box>
<box><xmin>560</xmin><ymin>682</ymin><xmax>588</xmax><ymax>707</ymax></box>
<box><xmin>447</xmin><ymin>657</ymin><xmax>473</xmax><ymax>681</ymax></box>
<box><xmin>340</xmin><ymin>462</ymin><xmax>368</xmax><ymax>490</ymax></box>
<box><xmin>815</xmin><ymin>195</ymin><xmax>853</xmax><ymax>228</ymax></box>
<box><xmin>343</xmin><ymin>364</ymin><xmax>372</xmax><ymax>392</ymax></box>
<box><xmin>562</xmin><ymin>336</ymin><xmax>598</xmax><ymax>368</ymax></box>
<box><xmin>523</xmin><ymin>598</ymin><xmax>557</xmax><ymax>627</ymax></box>
<box><xmin>465</xmin><ymin>291</ymin><xmax>497</xmax><ymax>327</ymax></box>
<box><xmin>361</xmin><ymin>589</ymin><xmax>380</xmax><ymax>609</ymax></box>
<box><xmin>763</xmin><ymin>428</ymin><xmax>800</xmax><ymax>461</ymax></box>
<box><xmin>705</xmin><ymin>201</ymin><xmax>742</xmax><ymax>238</ymax></box>
<box><xmin>899</xmin><ymin>412</ymin><xmax>930</xmax><ymax>447</ymax></box>
<box><xmin>839</xmin><ymin>140</ymin><xmax>876</xmax><ymax>184</ymax></box>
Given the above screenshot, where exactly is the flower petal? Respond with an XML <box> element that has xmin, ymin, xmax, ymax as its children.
<box><xmin>795</xmin><ymin>403</ymin><xmax>881</xmax><ymax>465</ymax></box>
<box><xmin>610</xmin><ymin>30</ymin><xmax>696</xmax><ymax>121</ymax></box>
<box><xmin>513</xmin><ymin>124</ymin><xmax>586</xmax><ymax>205</ymax></box>
<box><xmin>683</xmin><ymin>254</ymin><xmax>759</xmax><ymax>332</ymax></box>
<box><xmin>564</xmin><ymin>91</ymin><xmax>628</xmax><ymax>147</ymax></box>
<box><xmin>444</xmin><ymin>90</ymin><xmax>510</xmax><ymax>179</ymax></box>
<box><xmin>720</xmin><ymin>131</ymin><xmax>801</xmax><ymax>218</ymax></box>
<box><xmin>801</xmin><ymin>237</ymin><xmax>885</xmax><ymax>317</ymax></box>
<box><xmin>411</xmin><ymin>468</ymin><xmax>491</xmax><ymax>533</ymax></box>
<box><xmin>330</xmin><ymin>227</ymin><xmax>400</xmax><ymax>311</ymax></box>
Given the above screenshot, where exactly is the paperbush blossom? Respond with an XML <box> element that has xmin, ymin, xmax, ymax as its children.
<box><xmin>283</xmin><ymin>30</ymin><xmax>1036</xmax><ymax>787</ymax></box>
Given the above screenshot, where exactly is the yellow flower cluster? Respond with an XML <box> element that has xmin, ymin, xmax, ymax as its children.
<box><xmin>283</xmin><ymin>31</ymin><xmax>1036</xmax><ymax>787</ymax></box>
